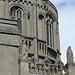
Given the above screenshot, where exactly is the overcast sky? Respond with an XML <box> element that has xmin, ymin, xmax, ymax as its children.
<box><xmin>50</xmin><ymin>0</ymin><xmax>75</xmax><ymax>64</ymax></box>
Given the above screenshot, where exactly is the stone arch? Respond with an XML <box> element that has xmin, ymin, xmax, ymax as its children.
<box><xmin>9</xmin><ymin>3</ymin><xmax>26</xmax><ymax>14</ymax></box>
<box><xmin>38</xmin><ymin>12</ymin><xmax>45</xmax><ymax>18</ymax></box>
<box><xmin>46</xmin><ymin>12</ymin><xmax>54</xmax><ymax>22</ymax></box>
<box><xmin>46</xmin><ymin>12</ymin><xmax>54</xmax><ymax>47</ymax></box>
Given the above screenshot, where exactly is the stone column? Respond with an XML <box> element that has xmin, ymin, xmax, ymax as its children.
<box><xmin>56</xmin><ymin>22</ymin><xmax>61</xmax><ymax>60</ymax></box>
<box><xmin>33</xmin><ymin>0</ymin><xmax>38</xmax><ymax>62</ymax></box>
<box><xmin>53</xmin><ymin>21</ymin><xmax>57</xmax><ymax>50</ymax></box>
<box><xmin>52</xmin><ymin>23</ymin><xmax>54</xmax><ymax>49</ymax></box>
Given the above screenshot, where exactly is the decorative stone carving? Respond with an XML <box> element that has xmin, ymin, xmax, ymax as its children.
<box><xmin>20</xmin><ymin>44</ymin><xmax>27</xmax><ymax>59</ymax></box>
<box><xmin>67</xmin><ymin>46</ymin><xmax>74</xmax><ymax>64</ymax></box>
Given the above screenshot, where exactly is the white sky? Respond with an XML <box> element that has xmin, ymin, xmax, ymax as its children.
<box><xmin>50</xmin><ymin>0</ymin><xmax>75</xmax><ymax>64</ymax></box>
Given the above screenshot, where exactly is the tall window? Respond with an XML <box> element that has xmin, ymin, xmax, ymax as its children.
<box><xmin>46</xmin><ymin>22</ymin><xmax>49</xmax><ymax>45</ymax></box>
<box><xmin>27</xmin><ymin>13</ymin><xmax>31</xmax><ymax>36</ymax></box>
<box><xmin>46</xmin><ymin>14</ymin><xmax>54</xmax><ymax>48</ymax></box>
<box><xmin>46</xmin><ymin>21</ymin><xmax>52</xmax><ymax>47</ymax></box>
<box><xmin>10</xmin><ymin>6</ymin><xmax>22</xmax><ymax>33</ymax></box>
<box><xmin>38</xmin><ymin>14</ymin><xmax>44</xmax><ymax>40</ymax></box>
<box><xmin>17</xmin><ymin>18</ymin><xmax>22</xmax><ymax>33</ymax></box>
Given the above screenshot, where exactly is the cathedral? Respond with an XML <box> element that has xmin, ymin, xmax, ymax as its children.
<box><xmin>0</xmin><ymin>0</ymin><xmax>71</xmax><ymax>75</ymax></box>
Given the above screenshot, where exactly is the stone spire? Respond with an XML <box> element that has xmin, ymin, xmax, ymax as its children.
<box><xmin>66</xmin><ymin>46</ymin><xmax>74</xmax><ymax>64</ymax></box>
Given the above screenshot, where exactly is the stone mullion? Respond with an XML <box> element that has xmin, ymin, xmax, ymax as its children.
<box><xmin>31</xmin><ymin>41</ymin><xmax>33</xmax><ymax>52</ymax></box>
<box><xmin>51</xmin><ymin>23</ymin><xmax>52</xmax><ymax>48</ymax></box>
<box><xmin>22</xmin><ymin>13</ymin><xmax>26</xmax><ymax>36</ymax></box>
<box><xmin>53</xmin><ymin>22</ymin><xmax>57</xmax><ymax>50</ymax></box>
<box><xmin>27</xmin><ymin>40</ymin><xmax>29</xmax><ymax>52</ymax></box>
<box><xmin>12</xmin><ymin>10</ymin><xmax>14</xmax><ymax>17</ymax></box>
<box><xmin>15</xmin><ymin>10</ymin><xmax>17</xmax><ymax>18</ymax></box>
<box><xmin>25</xmin><ymin>13</ymin><xmax>28</xmax><ymax>36</ymax></box>
<box><xmin>41</xmin><ymin>43</ymin><xmax>42</xmax><ymax>54</ymax></box>
<box><xmin>46</xmin><ymin>45</ymin><xmax>47</xmax><ymax>56</ymax></box>
<box><xmin>44</xmin><ymin>17</ymin><xmax>46</xmax><ymax>41</ymax></box>
<box><xmin>48</xmin><ymin>24</ymin><xmax>50</xmax><ymax>46</ymax></box>
<box><xmin>38</xmin><ymin>43</ymin><xmax>39</xmax><ymax>54</ymax></box>
<box><xmin>44</xmin><ymin>44</ymin><xmax>45</xmax><ymax>55</ymax></box>
<box><xmin>48</xmin><ymin>23</ymin><xmax>49</xmax><ymax>45</ymax></box>
<box><xmin>33</xmin><ymin>2</ymin><xmax>38</xmax><ymax>62</ymax></box>
<box><xmin>51</xmin><ymin>23</ymin><xmax>53</xmax><ymax>49</ymax></box>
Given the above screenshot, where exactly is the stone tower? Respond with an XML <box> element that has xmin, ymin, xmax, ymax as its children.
<box><xmin>0</xmin><ymin>0</ymin><xmax>63</xmax><ymax>75</ymax></box>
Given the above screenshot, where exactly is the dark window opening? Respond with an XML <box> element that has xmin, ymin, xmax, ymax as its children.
<box><xmin>46</xmin><ymin>22</ymin><xmax>49</xmax><ymax>45</ymax></box>
<box><xmin>17</xmin><ymin>18</ymin><xmax>22</xmax><ymax>33</ymax></box>
<box><xmin>39</xmin><ymin>15</ymin><xmax>44</xmax><ymax>20</ymax></box>
<box><xmin>28</xmin><ymin>13</ymin><xmax>30</xmax><ymax>20</ymax></box>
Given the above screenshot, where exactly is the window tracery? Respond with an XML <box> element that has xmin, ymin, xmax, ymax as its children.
<box><xmin>46</xmin><ymin>14</ymin><xmax>54</xmax><ymax>48</ymax></box>
<box><xmin>10</xmin><ymin>6</ymin><xmax>23</xmax><ymax>33</ymax></box>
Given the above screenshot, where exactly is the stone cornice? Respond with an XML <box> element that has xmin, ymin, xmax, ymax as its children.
<box><xmin>8</xmin><ymin>0</ymin><xmax>58</xmax><ymax>22</ymax></box>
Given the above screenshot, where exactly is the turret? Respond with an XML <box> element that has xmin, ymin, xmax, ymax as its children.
<box><xmin>66</xmin><ymin>46</ymin><xmax>74</xmax><ymax>64</ymax></box>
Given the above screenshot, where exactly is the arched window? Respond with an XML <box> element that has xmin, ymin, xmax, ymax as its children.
<box><xmin>27</xmin><ymin>12</ymin><xmax>31</xmax><ymax>36</ymax></box>
<box><xmin>10</xmin><ymin>6</ymin><xmax>23</xmax><ymax>33</ymax></box>
<box><xmin>38</xmin><ymin>14</ymin><xmax>44</xmax><ymax>40</ymax></box>
<box><xmin>46</xmin><ymin>14</ymin><xmax>54</xmax><ymax>48</ymax></box>
<box><xmin>46</xmin><ymin>21</ymin><xmax>49</xmax><ymax>45</ymax></box>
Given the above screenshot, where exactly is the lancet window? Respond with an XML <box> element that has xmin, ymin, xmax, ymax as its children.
<box><xmin>38</xmin><ymin>14</ymin><xmax>44</xmax><ymax>40</ymax></box>
<box><xmin>27</xmin><ymin>12</ymin><xmax>31</xmax><ymax>36</ymax></box>
<box><xmin>10</xmin><ymin>6</ymin><xmax>23</xmax><ymax>33</ymax></box>
<box><xmin>46</xmin><ymin>14</ymin><xmax>54</xmax><ymax>48</ymax></box>
<box><xmin>38</xmin><ymin>42</ymin><xmax>46</xmax><ymax>55</ymax></box>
